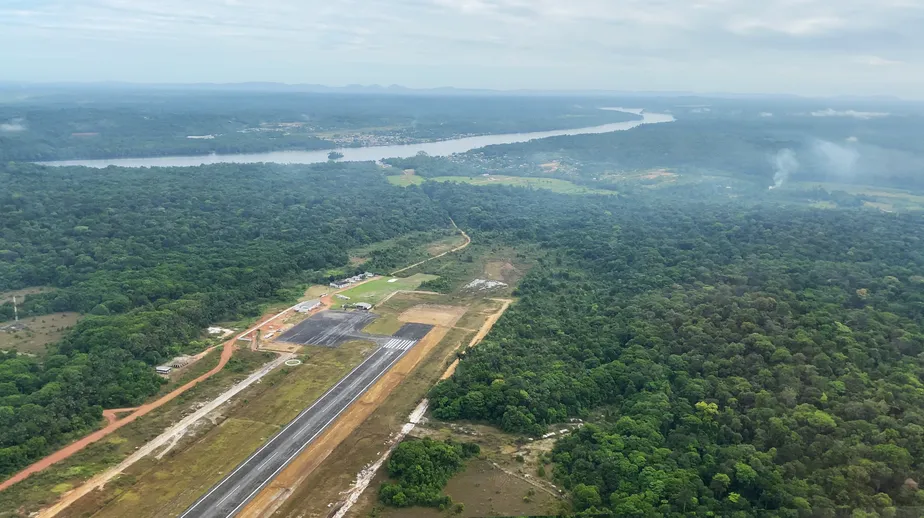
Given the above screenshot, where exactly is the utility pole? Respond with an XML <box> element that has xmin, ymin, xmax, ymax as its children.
<box><xmin>12</xmin><ymin>296</ymin><xmax>18</xmax><ymax>322</ymax></box>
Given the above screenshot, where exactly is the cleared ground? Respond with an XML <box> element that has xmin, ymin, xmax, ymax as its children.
<box><xmin>330</xmin><ymin>274</ymin><xmax>437</xmax><ymax>309</ymax></box>
<box><xmin>0</xmin><ymin>286</ymin><xmax>52</xmax><ymax>305</ymax></box>
<box><xmin>0</xmin><ymin>349</ymin><xmax>273</xmax><ymax>518</ymax></box>
<box><xmin>181</xmin><ymin>341</ymin><xmax>422</xmax><ymax>518</ymax></box>
<box><xmin>366</xmin><ymin>458</ymin><xmax>559</xmax><ymax>518</ymax></box>
<box><xmin>276</xmin><ymin>311</ymin><xmax>381</xmax><ymax>347</ymax></box>
<box><xmin>266</xmin><ymin>295</ymin><xmax>525</xmax><ymax>518</ymax></box>
<box><xmin>0</xmin><ymin>312</ymin><xmax>81</xmax><ymax>354</ymax></box>
<box><xmin>793</xmin><ymin>181</ymin><xmax>924</xmax><ymax>211</ymax></box>
<box><xmin>54</xmin><ymin>343</ymin><xmax>372</xmax><ymax>518</ymax></box>
<box><xmin>398</xmin><ymin>304</ymin><xmax>467</xmax><ymax>327</ymax></box>
<box><xmin>388</xmin><ymin>174</ymin><xmax>617</xmax><ymax>195</ymax></box>
<box><xmin>241</xmin><ymin>300</ymin><xmax>464</xmax><ymax>517</ymax></box>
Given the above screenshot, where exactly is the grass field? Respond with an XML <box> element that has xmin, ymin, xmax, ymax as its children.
<box><xmin>0</xmin><ymin>312</ymin><xmax>81</xmax><ymax>354</ymax></box>
<box><xmin>794</xmin><ymin>182</ymin><xmax>924</xmax><ymax>211</ymax></box>
<box><xmin>0</xmin><ymin>349</ymin><xmax>274</xmax><ymax>518</ymax></box>
<box><xmin>426</xmin><ymin>233</ymin><xmax>467</xmax><ymax>257</ymax></box>
<box><xmin>387</xmin><ymin>174</ymin><xmax>426</xmax><ymax>187</ymax></box>
<box><xmin>0</xmin><ymin>286</ymin><xmax>51</xmax><ymax>305</ymax></box>
<box><xmin>331</xmin><ymin>274</ymin><xmax>437</xmax><ymax>309</ymax></box>
<box><xmin>347</xmin><ymin>228</ymin><xmax>459</xmax><ymax>267</ymax></box>
<box><xmin>55</xmin><ymin>343</ymin><xmax>372</xmax><ymax>518</ymax></box>
<box><xmin>388</xmin><ymin>174</ymin><xmax>617</xmax><ymax>195</ymax></box>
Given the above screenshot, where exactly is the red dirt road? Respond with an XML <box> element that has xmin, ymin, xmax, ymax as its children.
<box><xmin>0</xmin><ymin>312</ymin><xmax>279</xmax><ymax>493</ymax></box>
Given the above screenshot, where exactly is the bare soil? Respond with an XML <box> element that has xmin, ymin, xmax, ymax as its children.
<box><xmin>398</xmin><ymin>304</ymin><xmax>467</xmax><ymax>327</ymax></box>
<box><xmin>0</xmin><ymin>312</ymin><xmax>81</xmax><ymax>354</ymax></box>
<box><xmin>239</xmin><ymin>324</ymin><xmax>453</xmax><ymax>517</ymax></box>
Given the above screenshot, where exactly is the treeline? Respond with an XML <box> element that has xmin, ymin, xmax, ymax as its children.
<box><xmin>465</xmin><ymin>115</ymin><xmax>924</xmax><ymax>191</ymax></box>
<box><xmin>0</xmin><ymin>161</ymin><xmax>450</xmax><ymax>478</ymax></box>
<box><xmin>425</xmin><ymin>182</ymin><xmax>924</xmax><ymax>516</ymax></box>
<box><xmin>379</xmin><ymin>438</ymin><xmax>479</xmax><ymax>509</ymax></box>
<box><xmin>0</xmin><ymin>89</ymin><xmax>638</xmax><ymax>161</ymax></box>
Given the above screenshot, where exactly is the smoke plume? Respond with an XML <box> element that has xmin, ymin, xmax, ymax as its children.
<box><xmin>770</xmin><ymin>149</ymin><xmax>799</xmax><ymax>189</ymax></box>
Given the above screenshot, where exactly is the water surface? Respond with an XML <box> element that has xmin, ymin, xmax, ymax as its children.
<box><xmin>42</xmin><ymin>109</ymin><xmax>673</xmax><ymax>168</ymax></box>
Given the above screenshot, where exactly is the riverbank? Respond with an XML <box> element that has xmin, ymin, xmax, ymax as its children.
<box><xmin>40</xmin><ymin>109</ymin><xmax>672</xmax><ymax>168</ymax></box>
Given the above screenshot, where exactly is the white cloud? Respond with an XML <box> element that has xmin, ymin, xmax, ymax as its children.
<box><xmin>810</xmin><ymin>109</ymin><xmax>890</xmax><ymax>119</ymax></box>
<box><xmin>0</xmin><ymin>119</ymin><xmax>26</xmax><ymax>132</ymax></box>
<box><xmin>854</xmin><ymin>55</ymin><xmax>904</xmax><ymax>66</ymax></box>
<box><xmin>0</xmin><ymin>0</ymin><xmax>923</xmax><ymax>96</ymax></box>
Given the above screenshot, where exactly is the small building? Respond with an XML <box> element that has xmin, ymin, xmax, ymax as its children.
<box><xmin>336</xmin><ymin>294</ymin><xmax>350</xmax><ymax>300</ymax></box>
<box><xmin>363</xmin><ymin>272</ymin><xmax>375</xmax><ymax>279</ymax></box>
<box><xmin>295</xmin><ymin>299</ymin><xmax>321</xmax><ymax>313</ymax></box>
<box><xmin>354</xmin><ymin>302</ymin><xmax>373</xmax><ymax>311</ymax></box>
<box><xmin>155</xmin><ymin>366</ymin><xmax>172</xmax><ymax>375</ymax></box>
<box><xmin>169</xmin><ymin>356</ymin><xmax>194</xmax><ymax>369</ymax></box>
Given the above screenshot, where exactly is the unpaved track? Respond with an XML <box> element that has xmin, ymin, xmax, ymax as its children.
<box><xmin>441</xmin><ymin>298</ymin><xmax>513</xmax><ymax>380</ymax></box>
<box><xmin>0</xmin><ymin>308</ymin><xmax>297</xmax><ymax>494</ymax></box>
<box><xmin>390</xmin><ymin>219</ymin><xmax>470</xmax><ymax>276</ymax></box>
<box><xmin>36</xmin><ymin>353</ymin><xmax>293</xmax><ymax>518</ymax></box>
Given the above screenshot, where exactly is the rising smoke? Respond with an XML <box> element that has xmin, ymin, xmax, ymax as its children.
<box><xmin>770</xmin><ymin>149</ymin><xmax>799</xmax><ymax>189</ymax></box>
<box><xmin>770</xmin><ymin>139</ymin><xmax>868</xmax><ymax>189</ymax></box>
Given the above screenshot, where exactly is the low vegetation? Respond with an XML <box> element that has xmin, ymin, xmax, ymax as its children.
<box><xmin>379</xmin><ymin>438</ymin><xmax>479</xmax><ymax>509</ymax></box>
<box><xmin>388</xmin><ymin>174</ymin><xmax>616</xmax><ymax>195</ymax></box>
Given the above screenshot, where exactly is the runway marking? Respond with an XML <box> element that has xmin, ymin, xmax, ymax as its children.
<box><xmin>179</xmin><ymin>349</ymin><xmax>388</xmax><ymax>518</ymax></box>
<box><xmin>224</xmin><ymin>349</ymin><xmax>409</xmax><ymax>518</ymax></box>
<box><xmin>383</xmin><ymin>339</ymin><xmax>415</xmax><ymax>351</ymax></box>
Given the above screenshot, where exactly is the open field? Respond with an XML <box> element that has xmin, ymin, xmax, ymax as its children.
<box><xmin>182</xmin><ymin>339</ymin><xmax>424</xmax><ymax>518</ymax></box>
<box><xmin>54</xmin><ymin>343</ymin><xmax>373</xmax><ymax>518</ymax></box>
<box><xmin>347</xmin><ymin>228</ymin><xmax>460</xmax><ymax>267</ymax></box>
<box><xmin>267</xmin><ymin>294</ymin><xmax>515</xmax><ymax>518</ymax></box>
<box><xmin>0</xmin><ymin>312</ymin><xmax>81</xmax><ymax>354</ymax></box>
<box><xmin>0</xmin><ymin>287</ymin><xmax>52</xmax><ymax>305</ymax></box>
<box><xmin>366</xmin><ymin>457</ymin><xmax>559</xmax><ymax>518</ymax></box>
<box><xmin>794</xmin><ymin>181</ymin><xmax>924</xmax><ymax>211</ymax></box>
<box><xmin>386</xmin><ymin>174</ymin><xmax>426</xmax><ymax>187</ymax></box>
<box><xmin>235</xmin><ymin>299</ymin><xmax>464</xmax><ymax>517</ymax></box>
<box><xmin>406</xmin><ymin>243</ymin><xmax>539</xmax><ymax>295</ymax></box>
<box><xmin>330</xmin><ymin>274</ymin><xmax>437</xmax><ymax>309</ymax></box>
<box><xmin>425</xmin><ymin>233</ymin><xmax>468</xmax><ymax>257</ymax></box>
<box><xmin>303</xmin><ymin>285</ymin><xmax>330</xmax><ymax>299</ymax></box>
<box><xmin>0</xmin><ymin>349</ymin><xmax>274</xmax><ymax>518</ymax></box>
<box><xmin>388</xmin><ymin>174</ymin><xmax>617</xmax><ymax>195</ymax></box>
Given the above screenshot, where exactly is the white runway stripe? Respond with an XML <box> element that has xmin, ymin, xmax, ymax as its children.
<box><xmin>384</xmin><ymin>339</ymin><xmax>416</xmax><ymax>351</ymax></box>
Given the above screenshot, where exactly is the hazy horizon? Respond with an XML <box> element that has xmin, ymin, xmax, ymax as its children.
<box><xmin>2</xmin><ymin>0</ymin><xmax>923</xmax><ymax>99</ymax></box>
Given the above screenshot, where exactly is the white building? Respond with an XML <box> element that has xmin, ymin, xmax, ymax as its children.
<box><xmin>295</xmin><ymin>299</ymin><xmax>321</xmax><ymax>313</ymax></box>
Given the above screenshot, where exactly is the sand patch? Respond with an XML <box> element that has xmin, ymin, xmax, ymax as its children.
<box><xmin>398</xmin><ymin>304</ymin><xmax>467</xmax><ymax>328</ymax></box>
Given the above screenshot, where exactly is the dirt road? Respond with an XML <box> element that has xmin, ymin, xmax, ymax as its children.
<box><xmin>0</xmin><ymin>308</ymin><xmax>294</xmax><ymax>493</ymax></box>
<box><xmin>441</xmin><ymin>298</ymin><xmax>512</xmax><ymax>380</ymax></box>
<box><xmin>390</xmin><ymin>219</ymin><xmax>471</xmax><ymax>276</ymax></box>
<box><xmin>36</xmin><ymin>353</ymin><xmax>293</xmax><ymax>518</ymax></box>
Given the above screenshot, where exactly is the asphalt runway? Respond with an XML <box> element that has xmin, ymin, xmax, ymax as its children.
<box><xmin>276</xmin><ymin>310</ymin><xmax>382</xmax><ymax>347</ymax></box>
<box><xmin>394</xmin><ymin>323</ymin><xmax>434</xmax><ymax>340</ymax></box>
<box><xmin>179</xmin><ymin>341</ymin><xmax>418</xmax><ymax>518</ymax></box>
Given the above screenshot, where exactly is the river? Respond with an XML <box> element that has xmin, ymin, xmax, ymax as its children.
<box><xmin>41</xmin><ymin>109</ymin><xmax>673</xmax><ymax>168</ymax></box>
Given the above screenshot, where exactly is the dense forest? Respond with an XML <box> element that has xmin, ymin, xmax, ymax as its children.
<box><xmin>0</xmin><ymin>88</ymin><xmax>637</xmax><ymax>161</ymax></box>
<box><xmin>426</xmin><ymin>183</ymin><xmax>924</xmax><ymax>516</ymax></box>
<box><xmin>0</xmin><ymin>161</ymin><xmax>450</xmax><ymax>477</ymax></box>
<box><xmin>2</xmin><ymin>94</ymin><xmax>924</xmax><ymax>516</ymax></box>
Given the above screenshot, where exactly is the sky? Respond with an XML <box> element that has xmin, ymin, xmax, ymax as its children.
<box><xmin>2</xmin><ymin>0</ymin><xmax>923</xmax><ymax>98</ymax></box>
